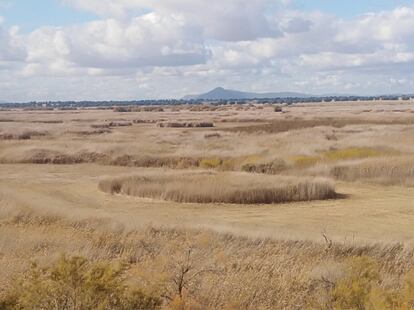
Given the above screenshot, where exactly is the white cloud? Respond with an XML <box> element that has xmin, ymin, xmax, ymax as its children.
<box><xmin>0</xmin><ymin>17</ymin><xmax>25</xmax><ymax>62</ymax></box>
<box><xmin>2</xmin><ymin>4</ymin><xmax>414</xmax><ymax>100</ymax></box>
<box><xmin>21</xmin><ymin>12</ymin><xmax>207</xmax><ymax>77</ymax></box>
<box><xmin>63</xmin><ymin>0</ymin><xmax>284</xmax><ymax>41</ymax></box>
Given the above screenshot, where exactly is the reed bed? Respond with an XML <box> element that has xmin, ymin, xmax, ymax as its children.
<box><xmin>0</xmin><ymin>130</ymin><xmax>48</xmax><ymax>140</ymax></box>
<box><xmin>0</xmin><ymin>208</ymin><xmax>413</xmax><ymax>309</ymax></box>
<box><xmin>332</xmin><ymin>156</ymin><xmax>414</xmax><ymax>186</ymax></box>
<box><xmin>99</xmin><ymin>172</ymin><xmax>337</xmax><ymax>204</ymax></box>
<box><xmin>227</xmin><ymin>117</ymin><xmax>414</xmax><ymax>134</ymax></box>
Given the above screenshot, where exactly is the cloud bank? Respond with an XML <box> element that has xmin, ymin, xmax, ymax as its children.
<box><xmin>1</xmin><ymin>1</ymin><xmax>414</xmax><ymax>101</ymax></box>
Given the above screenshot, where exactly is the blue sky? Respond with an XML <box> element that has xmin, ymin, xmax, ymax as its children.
<box><xmin>1</xmin><ymin>0</ymin><xmax>414</xmax><ymax>101</ymax></box>
<box><xmin>2</xmin><ymin>0</ymin><xmax>414</xmax><ymax>31</ymax></box>
<box><xmin>295</xmin><ymin>0</ymin><xmax>414</xmax><ymax>17</ymax></box>
<box><xmin>0</xmin><ymin>0</ymin><xmax>95</xmax><ymax>31</ymax></box>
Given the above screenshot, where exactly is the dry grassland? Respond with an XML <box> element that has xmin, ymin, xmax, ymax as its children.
<box><xmin>1</xmin><ymin>101</ymin><xmax>414</xmax><ymax>309</ymax></box>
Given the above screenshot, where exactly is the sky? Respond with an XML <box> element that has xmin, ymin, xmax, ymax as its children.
<box><xmin>1</xmin><ymin>0</ymin><xmax>414</xmax><ymax>101</ymax></box>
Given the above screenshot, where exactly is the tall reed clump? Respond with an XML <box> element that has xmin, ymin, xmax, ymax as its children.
<box><xmin>331</xmin><ymin>156</ymin><xmax>414</xmax><ymax>185</ymax></box>
<box><xmin>99</xmin><ymin>173</ymin><xmax>337</xmax><ymax>204</ymax></box>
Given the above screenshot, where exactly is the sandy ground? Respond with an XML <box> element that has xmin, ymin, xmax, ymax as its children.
<box><xmin>1</xmin><ymin>163</ymin><xmax>413</xmax><ymax>245</ymax></box>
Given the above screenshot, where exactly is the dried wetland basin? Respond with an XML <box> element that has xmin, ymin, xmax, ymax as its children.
<box><xmin>2</xmin><ymin>101</ymin><xmax>414</xmax><ymax>308</ymax></box>
<box><xmin>2</xmin><ymin>101</ymin><xmax>414</xmax><ymax>241</ymax></box>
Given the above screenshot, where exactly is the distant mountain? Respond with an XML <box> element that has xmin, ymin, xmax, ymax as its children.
<box><xmin>183</xmin><ymin>87</ymin><xmax>312</xmax><ymax>100</ymax></box>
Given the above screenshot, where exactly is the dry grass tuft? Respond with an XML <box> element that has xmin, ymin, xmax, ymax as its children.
<box><xmin>241</xmin><ymin>159</ymin><xmax>288</xmax><ymax>174</ymax></box>
<box><xmin>13</xmin><ymin>149</ymin><xmax>106</xmax><ymax>165</ymax></box>
<box><xmin>68</xmin><ymin>129</ymin><xmax>112</xmax><ymax>136</ymax></box>
<box><xmin>99</xmin><ymin>172</ymin><xmax>337</xmax><ymax>204</ymax></box>
<box><xmin>0</xmin><ymin>118</ymin><xmax>16</xmax><ymax>122</ymax></box>
<box><xmin>188</xmin><ymin>105</ymin><xmax>218</xmax><ymax>112</ymax></box>
<box><xmin>157</xmin><ymin>122</ymin><xmax>214</xmax><ymax>128</ymax></box>
<box><xmin>30</xmin><ymin>120</ymin><xmax>63</xmax><ymax>124</ymax></box>
<box><xmin>107</xmin><ymin>155</ymin><xmax>201</xmax><ymax>169</ymax></box>
<box><xmin>204</xmin><ymin>133</ymin><xmax>221</xmax><ymax>139</ymax></box>
<box><xmin>0</xmin><ymin>130</ymin><xmax>48</xmax><ymax>140</ymax></box>
<box><xmin>108</xmin><ymin>121</ymin><xmax>133</xmax><ymax>127</ymax></box>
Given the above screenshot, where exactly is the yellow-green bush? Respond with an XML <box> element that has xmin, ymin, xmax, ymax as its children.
<box><xmin>292</xmin><ymin>155</ymin><xmax>321</xmax><ymax>168</ymax></box>
<box><xmin>324</xmin><ymin>148</ymin><xmax>383</xmax><ymax>161</ymax></box>
<box><xmin>292</xmin><ymin>148</ymin><xmax>388</xmax><ymax>168</ymax></box>
<box><xmin>331</xmin><ymin>256</ymin><xmax>381</xmax><ymax>309</ymax></box>
<box><xmin>199</xmin><ymin>158</ymin><xmax>222</xmax><ymax>169</ymax></box>
<box><xmin>314</xmin><ymin>256</ymin><xmax>414</xmax><ymax>310</ymax></box>
<box><xmin>0</xmin><ymin>256</ymin><xmax>161</xmax><ymax>310</ymax></box>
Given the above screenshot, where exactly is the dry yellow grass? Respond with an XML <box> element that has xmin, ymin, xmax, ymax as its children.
<box><xmin>0</xmin><ymin>207</ymin><xmax>413</xmax><ymax>309</ymax></box>
<box><xmin>98</xmin><ymin>172</ymin><xmax>337</xmax><ymax>204</ymax></box>
<box><xmin>291</xmin><ymin>147</ymin><xmax>393</xmax><ymax>168</ymax></box>
<box><xmin>1</xmin><ymin>101</ymin><xmax>414</xmax><ymax>308</ymax></box>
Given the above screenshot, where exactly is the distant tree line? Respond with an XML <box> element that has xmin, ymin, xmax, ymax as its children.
<box><xmin>1</xmin><ymin>95</ymin><xmax>413</xmax><ymax>109</ymax></box>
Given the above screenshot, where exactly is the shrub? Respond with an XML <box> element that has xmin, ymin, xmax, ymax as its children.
<box><xmin>199</xmin><ymin>158</ymin><xmax>222</xmax><ymax>169</ymax></box>
<box><xmin>311</xmin><ymin>256</ymin><xmax>414</xmax><ymax>310</ymax></box>
<box><xmin>241</xmin><ymin>159</ymin><xmax>288</xmax><ymax>174</ymax></box>
<box><xmin>113</xmin><ymin>106</ymin><xmax>130</xmax><ymax>112</ymax></box>
<box><xmin>331</xmin><ymin>256</ymin><xmax>380</xmax><ymax>309</ymax></box>
<box><xmin>0</xmin><ymin>256</ymin><xmax>161</xmax><ymax>310</ymax></box>
<box><xmin>158</xmin><ymin>122</ymin><xmax>214</xmax><ymax>128</ymax></box>
<box><xmin>292</xmin><ymin>155</ymin><xmax>321</xmax><ymax>168</ymax></box>
<box><xmin>108</xmin><ymin>121</ymin><xmax>133</xmax><ymax>127</ymax></box>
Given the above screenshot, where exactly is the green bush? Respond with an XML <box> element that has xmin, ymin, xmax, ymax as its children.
<box><xmin>0</xmin><ymin>256</ymin><xmax>161</xmax><ymax>310</ymax></box>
